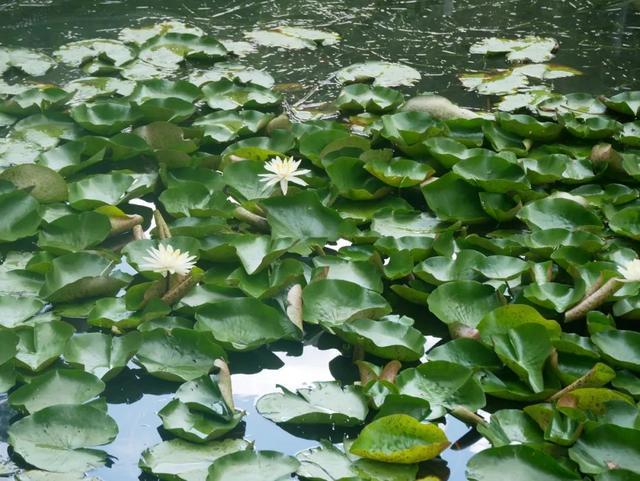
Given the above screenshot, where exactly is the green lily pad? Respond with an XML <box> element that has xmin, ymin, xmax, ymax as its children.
<box><xmin>8</xmin><ymin>369</ymin><xmax>105</xmax><ymax>414</ymax></box>
<box><xmin>608</xmin><ymin>204</ymin><xmax>640</xmax><ymax>240</ymax></box>
<box><xmin>64</xmin><ymin>331</ymin><xmax>141</xmax><ymax>380</ymax></box>
<box><xmin>326</xmin><ymin>156</ymin><xmax>390</xmax><ymax>200</ymax></box>
<box><xmin>0</xmin><ymin>163</ymin><xmax>67</xmax><ymax>203</ymax></box>
<box><xmin>55</xmin><ymin>38</ymin><xmax>135</xmax><ymax>66</ymax></box>
<box><xmin>364</xmin><ymin>156</ymin><xmax>433</xmax><ymax>188</ymax></box>
<box><xmin>119</xmin><ymin>20</ymin><xmax>203</xmax><ymax>44</ymax></box>
<box><xmin>0</xmin><ymin>87</ymin><xmax>72</xmax><ymax>117</ymax></box>
<box><xmin>38</xmin><ymin>211</ymin><xmax>111</xmax><ymax>254</ymax></box>
<box><xmin>67</xmin><ymin>171</ymin><xmax>135</xmax><ymax>210</ymax></box>
<box><xmin>159</xmin><ymin>399</ymin><xmax>243</xmax><ymax>443</ymax></box>
<box><xmin>569</xmin><ymin>424</ymin><xmax>640</xmax><ymax>474</ymax></box>
<box><xmin>37</xmin><ymin>141</ymin><xmax>103</xmax><ymax>176</ymax></box>
<box><xmin>257</xmin><ymin>381</ymin><xmax>368</xmax><ymax>426</ymax></box>
<box><xmin>477</xmin><ymin>409</ymin><xmax>544</xmax><ymax>447</ymax></box>
<box><xmin>453</xmin><ymin>151</ymin><xmax>530</xmax><ymax>193</ymax></box>
<box><xmin>604</xmin><ymin>91</ymin><xmax>640</xmax><ymax>117</ymax></box>
<box><xmin>195</xmin><ymin>298</ymin><xmax>297</xmax><ymax>351</ymax></box>
<box><xmin>492</xmin><ymin>323</ymin><xmax>553</xmax><ymax>393</ymax></box>
<box><xmin>397</xmin><ymin>360</ymin><xmax>486</xmax><ymax>419</ymax></box>
<box><xmin>0</xmin><ymin>188</ymin><xmax>41</xmax><ymax>242</ymax></box>
<box><xmin>592</xmin><ymin>330</ymin><xmax>640</xmax><ymax>372</ymax></box>
<box><xmin>70</xmin><ymin>100</ymin><xmax>141</xmax><ymax>135</ymax></box>
<box><xmin>524</xmin><ymin>282</ymin><xmax>584</xmax><ymax>313</ymax></box>
<box><xmin>189</xmin><ymin>63</ymin><xmax>274</xmax><ymax>88</ymax></box>
<box><xmin>194</xmin><ymin>110</ymin><xmax>272</xmax><ymax>143</ymax></box>
<box><xmin>460</xmin><ymin>69</ymin><xmax>528</xmax><ymax>96</ymax></box>
<box><xmin>139</xmin><ymin>438</ymin><xmax>251</xmax><ymax>481</ymax></box>
<box><xmin>518</xmin><ymin>197</ymin><xmax>602</xmax><ymax>231</ymax></box>
<box><xmin>470</xmin><ymin>36</ymin><xmax>558</xmax><ymax>63</ymax></box>
<box><xmin>467</xmin><ymin>445</ymin><xmax>581</xmax><ymax>481</ymax></box>
<box><xmin>8</xmin><ymin>404</ymin><xmax>118</xmax><ymax>473</ymax></box>
<box><xmin>39</xmin><ymin>252</ymin><xmax>125</xmax><ymax>303</ymax></box>
<box><xmin>561</xmin><ymin>114</ymin><xmax>622</xmax><ymax>139</ymax></box>
<box><xmin>135</xmin><ymin>328</ymin><xmax>226</xmax><ymax>382</ymax></box>
<box><xmin>139</xmin><ymin>33</ymin><xmax>227</xmax><ymax>67</ymax></box>
<box><xmin>297</xmin><ymin>441</ymin><xmax>419</xmax><ymax>481</ymax></box>
<box><xmin>302</xmin><ymin>279</ymin><xmax>391</xmax><ymax>327</ymax></box>
<box><xmin>262</xmin><ymin>191</ymin><xmax>356</xmax><ymax>242</ymax></box>
<box><xmin>428</xmin><ymin>280</ymin><xmax>502</xmax><ymax>330</ymax></box>
<box><xmin>350</xmin><ymin>414</ymin><xmax>449</xmax><ymax>464</ymax></box>
<box><xmin>336</xmin><ymin>84</ymin><xmax>404</xmax><ymax>114</ymax></box>
<box><xmin>207</xmin><ymin>450</ymin><xmax>300</xmax><ymax>481</ymax></box>
<box><xmin>0</xmin><ymin>295</ymin><xmax>45</xmax><ymax>328</ymax></box>
<box><xmin>336</xmin><ymin>62</ymin><xmax>421</xmax><ymax>87</ymax></box>
<box><xmin>334</xmin><ymin>316</ymin><xmax>425</xmax><ymax>361</ymax></box>
<box><xmin>0</xmin><ymin>46</ymin><xmax>55</xmax><ymax>76</ymax></box>
<box><xmin>272</xmin><ymin>26</ymin><xmax>340</xmax><ymax>45</ymax></box>
<box><xmin>414</xmin><ymin>250</ymin><xmax>485</xmax><ymax>285</ymax></box>
<box><xmin>380</xmin><ymin>111</ymin><xmax>448</xmax><ymax>155</ymax></box>
<box><xmin>245</xmin><ymin>30</ymin><xmax>316</xmax><ymax>50</ymax></box>
<box><xmin>495</xmin><ymin>112</ymin><xmax>562</xmax><ymax>141</ymax></box>
<box><xmin>202</xmin><ymin>79</ymin><xmax>281</xmax><ymax>111</ymax></box>
<box><xmin>174</xmin><ymin>374</ymin><xmax>233</xmax><ymax>419</ymax></box>
<box><xmin>127</xmin><ymin>78</ymin><xmax>201</xmax><ymax>122</ymax></box>
<box><xmin>428</xmin><ymin>338</ymin><xmax>501</xmax><ymax>370</ymax></box>
<box><xmin>421</xmin><ymin>173</ymin><xmax>487</xmax><ymax>223</ymax></box>
<box><xmin>13</xmin><ymin>320</ymin><xmax>75</xmax><ymax>372</ymax></box>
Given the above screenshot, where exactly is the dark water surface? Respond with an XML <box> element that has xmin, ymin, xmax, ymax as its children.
<box><xmin>1</xmin><ymin>0</ymin><xmax>640</xmax><ymax>480</ymax></box>
<box><xmin>1</xmin><ymin>0</ymin><xmax>640</xmax><ymax>103</ymax></box>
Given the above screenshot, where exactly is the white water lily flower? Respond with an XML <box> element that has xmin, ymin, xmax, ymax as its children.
<box><xmin>139</xmin><ymin>244</ymin><xmax>197</xmax><ymax>277</ymax></box>
<box><xmin>258</xmin><ymin>156</ymin><xmax>310</xmax><ymax>195</ymax></box>
<box><xmin>619</xmin><ymin>258</ymin><xmax>640</xmax><ymax>282</ymax></box>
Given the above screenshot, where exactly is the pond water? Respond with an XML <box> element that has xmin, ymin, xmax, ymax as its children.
<box><xmin>1</xmin><ymin>0</ymin><xmax>640</xmax><ymax>480</ymax></box>
<box><xmin>1</xmin><ymin>0</ymin><xmax>640</xmax><ymax>105</ymax></box>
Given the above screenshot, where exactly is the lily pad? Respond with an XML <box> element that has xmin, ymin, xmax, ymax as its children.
<box><xmin>469</xmin><ymin>36</ymin><xmax>558</xmax><ymax>63</ymax></box>
<box><xmin>334</xmin><ymin>316</ymin><xmax>425</xmax><ymax>361</ymax></box>
<box><xmin>8</xmin><ymin>369</ymin><xmax>105</xmax><ymax>414</ymax></box>
<box><xmin>0</xmin><ymin>188</ymin><xmax>41</xmax><ymax>242</ymax></box>
<box><xmin>8</xmin><ymin>404</ymin><xmax>118</xmax><ymax>472</ymax></box>
<box><xmin>70</xmin><ymin>100</ymin><xmax>141</xmax><ymax>135</ymax></box>
<box><xmin>39</xmin><ymin>252</ymin><xmax>125</xmax><ymax>303</ymax></box>
<box><xmin>428</xmin><ymin>280</ymin><xmax>502</xmax><ymax>330</ymax></box>
<box><xmin>336</xmin><ymin>62</ymin><xmax>421</xmax><ymax>87</ymax></box>
<box><xmin>569</xmin><ymin>424</ymin><xmax>640</xmax><ymax>474</ymax></box>
<box><xmin>0</xmin><ymin>46</ymin><xmax>55</xmax><ymax>76</ymax></box>
<box><xmin>13</xmin><ymin>320</ymin><xmax>75</xmax><ymax>372</ymax></box>
<box><xmin>138</xmin><ymin>33</ymin><xmax>227</xmax><ymax>67</ymax></box>
<box><xmin>337</xmin><ymin>84</ymin><xmax>404</xmax><ymax>114</ymax></box>
<box><xmin>397</xmin><ymin>361</ymin><xmax>486</xmax><ymax>419</ymax></box>
<box><xmin>518</xmin><ymin>197</ymin><xmax>602</xmax><ymax>231</ymax></box>
<box><xmin>139</xmin><ymin>438</ymin><xmax>251</xmax><ymax>481</ymax></box>
<box><xmin>55</xmin><ymin>38</ymin><xmax>135</xmax><ymax>66</ymax></box>
<box><xmin>207</xmin><ymin>450</ymin><xmax>300</xmax><ymax>481</ymax></box>
<box><xmin>302</xmin><ymin>279</ymin><xmax>391</xmax><ymax>327</ymax></box>
<box><xmin>604</xmin><ymin>91</ymin><xmax>640</xmax><ymax>117</ymax></box>
<box><xmin>135</xmin><ymin>328</ymin><xmax>226</xmax><ymax>382</ymax></box>
<box><xmin>64</xmin><ymin>331</ymin><xmax>141</xmax><ymax>380</ymax></box>
<box><xmin>38</xmin><ymin>212</ymin><xmax>111</xmax><ymax>254</ymax></box>
<box><xmin>195</xmin><ymin>298</ymin><xmax>297</xmax><ymax>351</ymax></box>
<box><xmin>350</xmin><ymin>414</ymin><xmax>449</xmax><ymax>464</ymax></box>
<box><xmin>592</xmin><ymin>330</ymin><xmax>640</xmax><ymax>372</ymax></box>
<box><xmin>492</xmin><ymin>323</ymin><xmax>553</xmax><ymax>393</ymax></box>
<box><xmin>201</xmin><ymin>79</ymin><xmax>281</xmax><ymax>111</ymax></box>
<box><xmin>467</xmin><ymin>445</ymin><xmax>581</xmax><ymax>481</ymax></box>
<box><xmin>158</xmin><ymin>399</ymin><xmax>243</xmax><ymax>443</ymax></box>
<box><xmin>256</xmin><ymin>381</ymin><xmax>368</xmax><ymax>426</ymax></box>
<box><xmin>194</xmin><ymin>110</ymin><xmax>272</xmax><ymax>143</ymax></box>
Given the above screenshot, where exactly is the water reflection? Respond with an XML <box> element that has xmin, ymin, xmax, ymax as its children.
<box><xmin>0</xmin><ymin>0</ymin><xmax>638</xmax><ymax>106</ymax></box>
